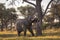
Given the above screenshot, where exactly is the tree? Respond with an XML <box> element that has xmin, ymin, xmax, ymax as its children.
<box><xmin>6</xmin><ymin>0</ymin><xmax>54</xmax><ymax>36</ymax></box>
<box><xmin>17</xmin><ymin>5</ymin><xmax>36</xmax><ymax>18</ymax></box>
<box><xmin>43</xmin><ymin>0</ymin><xmax>60</xmax><ymax>28</ymax></box>
<box><xmin>0</xmin><ymin>3</ymin><xmax>6</xmax><ymax>31</ymax></box>
<box><xmin>5</xmin><ymin>8</ymin><xmax>17</xmax><ymax>30</ymax></box>
<box><xmin>51</xmin><ymin>0</ymin><xmax>60</xmax><ymax>22</ymax></box>
<box><xmin>0</xmin><ymin>3</ymin><xmax>17</xmax><ymax>31</ymax></box>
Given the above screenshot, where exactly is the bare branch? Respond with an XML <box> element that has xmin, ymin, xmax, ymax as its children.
<box><xmin>23</xmin><ymin>0</ymin><xmax>36</xmax><ymax>7</ymax></box>
<box><xmin>43</xmin><ymin>0</ymin><xmax>53</xmax><ymax>17</ymax></box>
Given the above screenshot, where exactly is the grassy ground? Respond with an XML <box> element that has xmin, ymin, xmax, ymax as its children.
<box><xmin>0</xmin><ymin>28</ymin><xmax>60</xmax><ymax>40</ymax></box>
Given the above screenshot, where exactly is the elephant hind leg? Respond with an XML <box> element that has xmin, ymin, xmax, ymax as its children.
<box><xmin>17</xmin><ymin>31</ymin><xmax>22</xmax><ymax>36</ymax></box>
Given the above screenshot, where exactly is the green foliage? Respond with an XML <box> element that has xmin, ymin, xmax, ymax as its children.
<box><xmin>43</xmin><ymin>1</ymin><xmax>60</xmax><ymax>29</ymax></box>
<box><xmin>17</xmin><ymin>5</ymin><xmax>36</xmax><ymax>17</ymax></box>
<box><xmin>0</xmin><ymin>4</ymin><xmax>17</xmax><ymax>21</ymax></box>
<box><xmin>0</xmin><ymin>3</ymin><xmax>17</xmax><ymax>31</ymax></box>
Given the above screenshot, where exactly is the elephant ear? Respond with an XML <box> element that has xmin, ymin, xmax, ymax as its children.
<box><xmin>28</xmin><ymin>15</ymin><xmax>33</xmax><ymax>21</ymax></box>
<box><xmin>23</xmin><ymin>20</ymin><xmax>30</xmax><ymax>26</ymax></box>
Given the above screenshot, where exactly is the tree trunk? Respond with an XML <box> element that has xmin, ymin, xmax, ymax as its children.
<box><xmin>36</xmin><ymin>0</ymin><xmax>42</xmax><ymax>36</ymax></box>
<box><xmin>10</xmin><ymin>20</ymin><xmax>12</xmax><ymax>30</ymax></box>
<box><xmin>5</xmin><ymin>22</ymin><xmax>8</xmax><ymax>30</ymax></box>
<box><xmin>1</xmin><ymin>19</ymin><xmax>4</xmax><ymax>31</ymax></box>
<box><xmin>4</xmin><ymin>20</ymin><xmax>8</xmax><ymax>30</ymax></box>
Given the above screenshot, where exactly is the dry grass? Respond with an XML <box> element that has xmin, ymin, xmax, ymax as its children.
<box><xmin>0</xmin><ymin>28</ymin><xmax>60</xmax><ymax>40</ymax></box>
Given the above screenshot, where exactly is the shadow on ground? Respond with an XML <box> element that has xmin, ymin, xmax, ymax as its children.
<box><xmin>0</xmin><ymin>34</ymin><xmax>34</xmax><ymax>38</ymax></box>
<box><xmin>0</xmin><ymin>34</ymin><xmax>17</xmax><ymax>38</ymax></box>
<box><xmin>0</xmin><ymin>32</ymin><xmax>60</xmax><ymax>38</ymax></box>
<box><xmin>42</xmin><ymin>32</ymin><xmax>60</xmax><ymax>36</ymax></box>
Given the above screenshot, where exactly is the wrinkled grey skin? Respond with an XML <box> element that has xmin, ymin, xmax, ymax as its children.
<box><xmin>16</xmin><ymin>19</ymin><xmax>34</xmax><ymax>36</ymax></box>
<box><xmin>16</xmin><ymin>16</ymin><xmax>37</xmax><ymax>36</ymax></box>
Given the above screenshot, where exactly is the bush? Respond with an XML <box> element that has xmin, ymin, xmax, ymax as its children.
<box><xmin>42</xmin><ymin>23</ymin><xmax>49</xmax><ymax>30</ymax></box>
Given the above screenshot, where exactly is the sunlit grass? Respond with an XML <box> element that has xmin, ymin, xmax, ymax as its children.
<box><xmin>0</xmin><ymin>36</ymin><xmax>60</xmax><ymax>40</ymax></box>
<box><xmin>0</xmin><ymin>28</ymin><xmax>60</xmax><ymax>40</ymax></box>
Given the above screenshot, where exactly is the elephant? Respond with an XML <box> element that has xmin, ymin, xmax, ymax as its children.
<box><xmin>15</xmin><ymin>16</ymin><xmax>38</xmax><ymax>36</ymax></box>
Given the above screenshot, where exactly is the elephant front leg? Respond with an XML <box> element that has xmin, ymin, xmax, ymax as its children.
<box><xmin>17</xmin><ymin>31</ymin><xmax>21</xmax><ymax>36</ymax></box>
<box><xmin>24</xmin><ymin>27</ymin><xmax>27</xmax><ymax>36</ymax></box>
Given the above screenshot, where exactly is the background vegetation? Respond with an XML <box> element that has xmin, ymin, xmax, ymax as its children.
<box><xmin>0</xmin><ymin>0</ymin><xmax>60</xmax><ymax>40</ymax></box>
